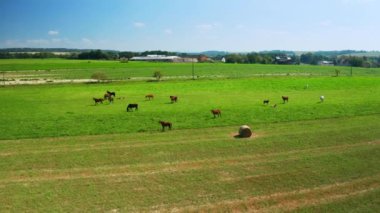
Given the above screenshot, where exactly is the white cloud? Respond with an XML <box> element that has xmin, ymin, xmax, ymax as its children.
<box><xmin>48</xmin><ymin>30</ymin><xmax>59</xmax><ymax>36</ymax></box>
<box><xmin>319</xmin><ymin>20</ymin><xmax>332</xmax><ymax>27</ymax></box>
<box><xmin>0</xmin><ymin>38</ymin><xmax>100</xmax><ymax>49</ymax></box>
<box><xmin>196</xmin><ymin>24</ymin><xmax>214</xmax><ymax>31</ymax></box>
<box><xmin>51</xmin><ymin>38</ymin><xmax>62</xmax><ymax>43</ymax></box>
<box><xmin>164</xmin><ymin>29</ymin><xmax>173</xmax><ymax>34</ymax></box>
<box><xmin>81</xmin><ymin>38</ymin><xmax>93</xmax><ymax>45</ymax></box>
<box><xmin>235</xmin><ymin>24</ymin><xmax>245</xmax><ymax>29</ymax></box>
<box><xmin>133</xmin><ymin>22</ymin><xmax>145</xmax><ymax>28</ymax></box>
<box><xmin>340</xmin><ymin>0</ymin><xmax>375</xmax><ymax>4</ymax></box>
<box><xmin>27</xmin><ymin>39</ymin><xmax>50</xmax><ymax>45</ymax></box>
<box><xmin>196</xmin><ymin>23</ymin><xmax>222</xmax><ymax>32</ymax></box>
<box><xmin>2</xmin><ymin>40</ymin><xmax>27</xmax><ymax>48</ymax></box>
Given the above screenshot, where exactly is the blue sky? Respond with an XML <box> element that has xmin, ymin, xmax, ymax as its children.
<box><xmin>0</xmin><ymin>0</ymin><xmax>379</xmax><ymax>52</ymax></box>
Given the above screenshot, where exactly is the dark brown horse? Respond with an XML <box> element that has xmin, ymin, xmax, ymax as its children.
<box><xmin>159</xmin><ymin>121</ymin><xmax>172</xmax><ymax>131</ymax></box>
<box><xmin>126</xmin><ymin>103</ymin><xmax>138</xmax><ymax>111</ymax></box>
<box><xmin>211</xmin><ymin>109</ymin><xmax>222</xmax><ymax>118</ymax></box>
<box><xmin>170</xmin><ymin>96</ymin><xmax>178</xmax><ymax>103</ymax></box>
<box><xmin>107</xmin><ymin>90</ymin><xmax>116</xmax><ymax>97</ymax></box>
<box><xmin>282</xmin><ymin>96</ymin><xmax>289</xmax><ymax>103</ymax></box>
<box><xmin>104</xmin><ymin>93</ymin><xmax>114</xmax><ymax>103</ymax></box>
<box><xmin>93</xmin><ymin>97</ymin><xmax>104</xmax><ymax>105</ymax></box>
<box><xmin>263</xmin><ymin>99</ymin><xmax>270</xmax><ymax>105</ymax></box>
<box><xmin>145</xmin><ymin>94</ymin><xmax>154</xmax><ymax>100</ymax></box>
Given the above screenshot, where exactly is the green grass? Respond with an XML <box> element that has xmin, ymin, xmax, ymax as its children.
<box><xmin>1</xmin><ymin>76</ymin><xmax>379</xmax><ymax>139</ymax></box>
<box><xmin>1</xmin><ymin>59</ymin><xmax>379</xmax><ymax>80</ymax></box>
<box><xmin>1</xmin><ymin>63</ymin><xmax>379</xmax><ymax>211</ymax></box>
<box><xmin>0</xmin><ymin>115</ymin><xmax>379</xmax><ymax>211</ymax></box>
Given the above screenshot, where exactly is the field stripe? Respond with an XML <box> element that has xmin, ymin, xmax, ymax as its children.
<box><xmin>151</xmin><ymin>174</ymin><xmax>380</xmax><ymax>212</ymax></box>
<box><xmin>0</xmin><ymin>138</ymin><xmax>231</xmax><ymax>157</ymax></box>
<box><xmin>1</xmin><ymin>140</ymin><xmax>378</xmax><ymax>184</ymax></box>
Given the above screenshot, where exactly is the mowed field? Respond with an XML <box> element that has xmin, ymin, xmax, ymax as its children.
<box><xmin>0</xmin><ymin>59</ymin><xmax>380</xmax><ymax>211</ymax></box>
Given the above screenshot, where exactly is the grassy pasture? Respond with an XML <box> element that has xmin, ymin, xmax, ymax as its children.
<box><xmin>1</xmin><ymin>59</ymin><xmax>379</xmax><ymax>81</ymax></box>
<box><xmin>1</xmin><ymin>60</ymin><xmax>380</xmax><ymax>211</ymax></box>
<box><xmin>0</xmin><ymin>115</ymin><xmax>379</xmax><ymax>211</ymax></box>
<box><xmin>1</xmin><ymin>76</ymin><xmax>379</xmax><ymax>139</ymax></box>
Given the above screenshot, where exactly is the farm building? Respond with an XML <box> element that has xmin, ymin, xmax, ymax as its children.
<box><xmin>130</xmin><ymin>55</ymin><xmax>198</xmax><ymax>63</ymax></box>
<box><xmin>275</xmin><ymin>56</ymin><xmax>293</xmax><ymax>64</ymax></box>
<box><xmin>319</xmin><ymin>60</ymin><xmax>334</xmax><ymax>66</ymax></box>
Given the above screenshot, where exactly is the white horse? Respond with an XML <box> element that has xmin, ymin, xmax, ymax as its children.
<box><xmin>320</xmin><ymin>95</ymin><xmax>325</xmax><ymax>102</ymax></box>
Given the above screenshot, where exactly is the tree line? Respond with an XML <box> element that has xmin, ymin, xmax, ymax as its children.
<box><xmin>1</xmin><ymin>48</ymin><xmax>379</xmax><ymax>68</ymax></box>
<box><xmin>224</xmin><ymin>52</ymin><xmax>380</xmax><ymax>68</ymax></box>
<box><xmin>0</xmin><ymin>50</ymin><xmax>181</xmax><ymax>60</ymax></box>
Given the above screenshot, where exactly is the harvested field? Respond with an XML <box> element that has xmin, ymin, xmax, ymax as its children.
<box><xmin>1</xmin><ymin>115</ymin><xmax>379</xmax><ymax>211</ymax></box>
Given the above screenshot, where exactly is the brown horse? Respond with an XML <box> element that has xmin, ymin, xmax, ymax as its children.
<box><xmin>159</xmin><ymin>121</ymin><xmax>172</xmax><ymax>131</ymax></box>
<box><xmin>282</xmin><ymin>96</ymin><xmax>289</xmax><ymax>103</ymax></box>
<box><xmin>211</xmin><ymin>109</ymin><xmax>222</xmax><ymax>118</ymax></box>
<box><xmin>263</xmin><ymin>99</ymin><xmax>270</xmax><ymax>105</ymax></box>
<box><xmin>107</xmin><ymin>90</ymin><xmax>116</xmax><ymax>97</ymax></box>
<box><xmin>145</xmin><ymin>94</ymin><xmax>154</xmax><ymax>100</ymax></box>
<box><xmin>104</xmin><ymin>93</ymin><xmax>114</xmax><ymax>103</ymax></box>
<box><xmin>126</xmin><ymin>103</ymin><xmax>138</xmax><ymax>111</ymax></box>
<box><xmin>170</xmin><ymin>96</ymin><xmax>178</xmax><ymax>103</ymax></box>
<box><xmin>107</xmin><ymin>96</ymin><xmax>114</xmax><ymax>104</ymax></box>
<box><xmin>93</xmin><ymin>97</ymin><xmax>104</xmax><ymax>105</ymax></box>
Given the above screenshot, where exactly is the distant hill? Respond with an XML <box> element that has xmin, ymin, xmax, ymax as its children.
<box><xmin>1</xmin><ymin>48</ymin><xmax>379</xmax><ymax>58</ymax></box>
<box><xmin>294</xmin><ymin>50</ymin><xmax>379</xmax><ymax>57</ymax></box>
<box><xmin>199</xmin><ymin>51</ymin><xmax>229</xmax><ymax>57</ymax></box>
<box><xmin>259</xmin><ymin>50</ymin><xmax>296</xmax><ymax>55</ymax></box>
<box><xmin>0</xmin><ymin>48</ymin><xmax>82</xmax><ymax>53</ymax></box>
<box><xmin>340</xmin><ymin>51</ymin><xmax>380</xmax><ymax>57</ymax></box>
<box><xmin>0</xmin><ymin>48</ymin><xmax>117</xmax><ymax>53</ymax></box>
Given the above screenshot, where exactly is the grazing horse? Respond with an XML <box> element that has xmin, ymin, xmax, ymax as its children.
<box><xmin>145</xmin><ymin>94</ymin><xmax>154</xmax><ymax>100</ymax></box>
<box><xmin>93</xmin><ymin>97</ymin><xmax>103</xmax><ymax>105</ymax></box>
<box><xmin>126</xmin><ymin>103</ymin><xmax>138</xmax><ymax>111</ymax></box>
<box><xmin>211</xmin><ymin>109</ymin><xmax>222</xmax><ymax>118</ymax></box>
<box><xmin>159</xmin><ymin>121</ymin><xmax>172</xmax><ymax>131</ymax></box>
<box><xmin>282</xmin><ymin>96</ymin><xmax>289</xmax><ymax>103</ymax></box>
<box><xmin>107</xmin><ymin>95</ymin><xmax>114</xmax><ymax>104</ymax></box>
<box><xmin>107</xmin><ymin>90</ymin><xmax>116</xmax><ymax>97</ymax></box>
<box><xmin>104</xmin><ymin>93</ymin><xmax>114</xmax><ymax>103</ymax></box>
<box><xmin>170</xmin><ymin>96</ymin><xmax>178</xmax><ymax>103</ymax></box>
<box><xmin>263</xmin><ymin>99</ymin><xmax>270</xmax><ymax>105</ymax></box>
<box><xmin>320</xmin><ymin>95</ymin><xmax>325</xmax><ymax>102</ymax></box>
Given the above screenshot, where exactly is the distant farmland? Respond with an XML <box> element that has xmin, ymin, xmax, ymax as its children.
<box><xmin>0</xmin><ymin>59</ymin><xmax>379</xmax><ymax>83</ymax></box>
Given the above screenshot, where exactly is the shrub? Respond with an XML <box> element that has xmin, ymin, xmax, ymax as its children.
<box><xmin>91</xmin><ymin>72</ymin><xmax>108</xmax><ymax>82</ymax></box>
<box><xmin>153</xmin><ymin>71</ymin><xmax>162</xmax><ymax>81</ymax></box>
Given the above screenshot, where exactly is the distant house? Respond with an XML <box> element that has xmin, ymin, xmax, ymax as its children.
<box><xmin>130</xmin><ymin>55</ymin><xmax>197</xmax><ymax>63</ymax></box>
<box><xmin>275</xmin><ymin>56</ymin><xmax>292</xmax><ymax>64</ymax></box>
<box><xmin>130</xmin><ymin>55</ymin><xmax>181</xmax><ymax>62</ymax></box>
<box><xmin>197</xmin><ymin>55</ymin><xmax>208</xmax><ymax>63</ymax></box>
<box><xmin>180</xmin><ymin>57</ymin><xmax>198</xmax><ymax>63</ymax></box>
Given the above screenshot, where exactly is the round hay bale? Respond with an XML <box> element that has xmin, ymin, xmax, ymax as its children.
<box><xmin>239</xmin><ymin>125</ymin><xmax>252</xmax><ymax>138</ymax></box>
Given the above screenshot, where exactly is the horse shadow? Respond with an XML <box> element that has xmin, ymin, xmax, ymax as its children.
<box><xmin>88</xmin><ymin>104</ymin><xmax>103</xmax><ymax>107</ymax></box>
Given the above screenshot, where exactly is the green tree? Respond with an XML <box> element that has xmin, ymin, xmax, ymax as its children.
<box><xmin>153</xmin><ymin>71</ymin><xmax>162</xmax><ymax>81</ymax></box>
